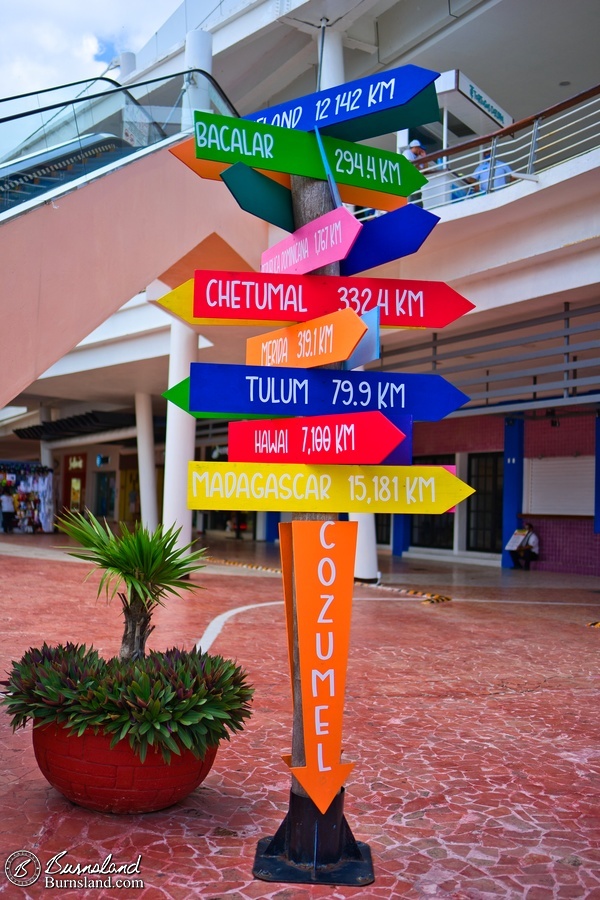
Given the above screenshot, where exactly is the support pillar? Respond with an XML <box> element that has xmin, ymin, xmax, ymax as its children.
<box><xmin>318</xmin><ymin>25</ymin><xmax>344</xmax><ymax>90</ymax></box>
<box><xmin>392</xmin><ymin>514</ymin><xmax>410</xmax><ymax>557</ymax></box>
<box><xmin>135</xmin><ymin>392</ymin><xmax>158</xmax><ymax>531</ymax></box>
<box><xmin>595</xmin><ymin>415</ymin><xmax>600</xmax><ymax>534</ymax></box>
<box><xmin>39</xmin><ymin>407</ymin><xmax>53</xmax><ymax>470</ymax></box>
<box><xmin>182</xmin><ymin>29</ymin><xmax>213</xmax><ymax>130</ymax></box>
<box><xmin>501</xmin><ymin>417</ymin><xmax>525</xmax><ymax>567</ymax></box>
<box><xmin>163</xmin><ymin>320</ymin><xmax>198</xmax><ymax>549</ymax></box>
<box><xmin>349</xmin><ymin>513</ymin><xmax>380</xmax><ymax>582</ymax></box>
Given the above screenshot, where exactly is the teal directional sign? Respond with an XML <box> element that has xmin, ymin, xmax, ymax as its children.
<box><xmin>194</xmin><ymin>111</ymin><xmax>425</xmax><ymax>199</ymax></box>
<box><xmin>221</xmin><ymin>162</ymin><xmax>295</xmax><ymax>232</ymax></box>
<box><xmin>188</xmin><ymin>362</ymin><xmax>469</xmax><ymax>422</ymax></box>
<box><xmin>244</xmin><ymin>64</ymin><xmax>440</xmax><ymax>142</ymax></box>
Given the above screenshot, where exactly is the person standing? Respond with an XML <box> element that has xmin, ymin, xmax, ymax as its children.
<box><xmin>509</xmin><ymin>523</ymin><xmax>539</xmax><ymax>570</ymax></box>
<box><xmin>1</xmin><ymin>487</ymin><xmax>16</xmax><ymax>533</ymax></box>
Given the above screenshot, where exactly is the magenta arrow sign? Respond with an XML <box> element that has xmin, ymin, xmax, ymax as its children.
<box><xmin>261</xmin><ymin>207</ymin><xmax>362</xmax><ymax>276</ymax></box>
<box><xmin>228</xmin><ymin>411</ymin><xmax>405</xmax><ymax>465</ymax></box>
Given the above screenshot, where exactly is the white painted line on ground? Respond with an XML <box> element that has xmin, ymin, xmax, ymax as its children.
<box><xmin>197</xmin><ymin>594</ymin><xmax>600</xmax><ymax>650</ymax></box>
<box><xmin>197</xmin><ymin>601</ymin><xmax>283</xmax><ymax>652</ymax></box>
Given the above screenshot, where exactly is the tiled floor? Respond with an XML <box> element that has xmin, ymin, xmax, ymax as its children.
<box><xmin>0</xmin><ymin>533</ymin><xmax>599</xmax><ymax>898</ymax></box>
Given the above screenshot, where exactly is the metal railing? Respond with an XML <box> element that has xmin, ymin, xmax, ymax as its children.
<box><xmin>0</xmin><ymin>69</ymin><xmax>238</xmax><ymax>215</ymax></box>
<box><xmin>379</xmin><ymin>300</ymin><xmax>600</xmax><ymax>415</ymax></box>
<box><xmin>412</xmin><ymin>84</ymin><xmax>600</xmax><ymax>211</ymax></box>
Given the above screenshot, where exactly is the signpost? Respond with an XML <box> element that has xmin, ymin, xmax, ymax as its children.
<box><xmin>246</xmin><ymin>308</ymin><xmax>366</xmax><ymax>369</ymax></box>
<box><xmin>152</xmin><ymin>270</ymin><xmax>474</xmax><ymax>330</ymax></box>
<box><xmin>188</xmin><ymin>361</ymin><xmax>469</xmax><ymax>421</ymax></box>
<box><xmin>260</xmin><ymin>207</ymin><xmax>362</xmax><ymax>276</ymax></box>
<box><xmin>245</xmin><ymin>63</ymin><xmax>440</xmax><ymax>142</ymax></box>
<box><xmin>229</xmin><ymin>412</ymin><xmax>405</xmax><ymax>465</ymax></box>
<box><xmin>194</xmin><ymin>110</ymin><xmax>426</xmax><ymax>199</ymax></box>
<box><xmin>188</xmin><ymin>460</ymin><xmax>475</xmax><ymax>514</ymax></box>
<box><xmin>165</xmin><ymin>59</ymin><xmax>473</xmax><ymax>888</ymax></box>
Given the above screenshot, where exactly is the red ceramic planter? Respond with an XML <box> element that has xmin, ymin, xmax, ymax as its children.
<box><xmin>32</xmin><ymin>722</ymin><xmax>218</xmax><ymax>814</ymax></box>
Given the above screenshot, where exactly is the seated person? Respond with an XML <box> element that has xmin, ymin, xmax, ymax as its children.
<box><xmin>473</xmin><ymin>149</ymin><xmax>514</xmax><ymax>192</ymax></box>
<box><xmin>509</xmin><ymin>523</ymin><xmax>539</xmax><ymax>570</ymax></box>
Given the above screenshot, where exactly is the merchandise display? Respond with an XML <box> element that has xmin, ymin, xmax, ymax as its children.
<box><xmin>0</xmin><ymin>462</ymin><xmax>53</xmax><ymax>533</ymax></box>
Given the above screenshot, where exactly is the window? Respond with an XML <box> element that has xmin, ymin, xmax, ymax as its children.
<box><xmin>467</xmin><ymin>453</ymin><xmax>504</xmax><ymax>552</ymax></box>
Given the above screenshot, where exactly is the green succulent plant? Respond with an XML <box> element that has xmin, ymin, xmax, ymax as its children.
<box><xmin>57</xmin><ymin>510</ymin><xmax>207</xmax><ymax>661</ymax></box>
<box><xmin>2</xmin><ymin>643</ymin><xmax>254</xmax><ymax>762</ymax></box>
<box><xmin>1</xmin><ymin>511</ymin><xmax>254</xmax><ymax>765</ymax></box>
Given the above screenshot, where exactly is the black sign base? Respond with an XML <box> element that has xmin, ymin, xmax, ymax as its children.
<box><xmin>253</xmin><ymin>788</ymin><xmax>374</xmax><ymax>886</ymax></box>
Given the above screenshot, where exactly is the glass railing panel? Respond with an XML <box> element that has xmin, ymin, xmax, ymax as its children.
<box><xmin>0</xmin><ymin>70</ymin><xmax>237</xmax><ymax>216</ymax></box>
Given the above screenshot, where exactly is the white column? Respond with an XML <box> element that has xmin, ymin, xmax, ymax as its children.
<box><xmin>119</xmin><ymin>52</ymin><xmax>136</xmax><ymax>79</ymax></box>
<box><xmin>163</xmin><ymin>321</ymin><xmax>198</xmax><ymax>549</ymax></box>
<box><xmin>182</xmin><ymin>30</ymin><xmax>213</xmax><ymax>130</ymax></box>
<box><xmin>349</xmin><ymin>513</ymin><xmax>380</xmax><ymax>583</ymax></box>
<box><xmin>454</xmin><ymin>452</ymin><xmax>468</xmax><ymax>553</ymax></box>
<box><xmin>317</xmin><ymin>24</ymin><xmax>344</xmax><ymax>90</ymax></box>
<box><xmin>39</xmin><ymin>407</ymin><xmax>53</xmax><ymax>469</ymax></box>
<box><xmin>135</xmin><ymin>392</ymin><xmax>158</xmax><ymax>531</ymax></box>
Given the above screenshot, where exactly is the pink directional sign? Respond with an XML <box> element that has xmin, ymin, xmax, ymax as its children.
<box><xmin>228</xmin><ymin>412</ymin><xmax>405</xmax><ymax>466</ymax></box>
<box><xmin>261</xmin><ymin>207</ymin><xmax>362</xmax><ymax>276</ymax></box>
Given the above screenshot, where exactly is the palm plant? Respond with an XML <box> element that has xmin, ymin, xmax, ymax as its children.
<box><xmin>57</xmin><ymin>510</ymin><xmax>207</xmax><ymax>662</ymax></box>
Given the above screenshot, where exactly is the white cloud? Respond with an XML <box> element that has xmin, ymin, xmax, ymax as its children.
<box><xmin>0</xmin><ymin>0</ymin><xmax>183</xmax><ymax>97</ymax></box>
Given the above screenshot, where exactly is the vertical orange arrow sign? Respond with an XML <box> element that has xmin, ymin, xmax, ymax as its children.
<box><xmin>280</xmin><ymin>520</ymin><xmax>357</xmax><ymax>814</ymax></box>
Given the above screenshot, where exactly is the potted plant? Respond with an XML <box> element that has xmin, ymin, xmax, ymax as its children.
<box><xmin>1</xmin><ymin>510</ymin><xmax>253</xmax><ymax>814</ymax></box>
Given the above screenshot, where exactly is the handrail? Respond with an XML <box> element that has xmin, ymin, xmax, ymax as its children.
<box><xmin>0</xmin><ymin>68</ymin><xmax>239</xmax><ymax>126</ymax></box>
<box><xmin>0</xmin><ymin>76</ymin><xmax>123</xmax><ymax>105</ymax></box>
<box><xmin>418</xmin><ymin>82</ymin><xmax>600</xmax><ymax>166</ymax></box>
<box><xmin>0</xmin><ymin>68</ymin><xmax>239</xmax><ymax>217</ymax></box>
<box><xmin>404</xmin><ymin>80</ymin><xmax>600</xmax><ymax>211</ymax></box>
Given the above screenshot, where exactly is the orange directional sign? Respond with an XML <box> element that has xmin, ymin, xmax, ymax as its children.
<box><xmin>246</xmin><ymin>308</ymin><xmax>366</xmax><ymax>368</ymax></box>
<box><xmin>280</xmin><ymin>520</ymin><xmax>357</xmax><ymax>814</ymax></box>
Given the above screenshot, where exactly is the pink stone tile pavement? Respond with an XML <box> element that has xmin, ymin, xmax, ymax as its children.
<box><xmin>0</xmin><ymin>536</ymin><xmax>599</xmax><ymax>899</ymax></box>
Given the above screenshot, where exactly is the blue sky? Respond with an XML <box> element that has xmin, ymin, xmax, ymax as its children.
<box><xmin>1</xmin><ymin>1</ymin><xmax>182</xmax><ymax>96</ymax></box>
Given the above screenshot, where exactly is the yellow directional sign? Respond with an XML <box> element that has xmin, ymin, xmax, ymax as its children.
<box><xmin>188</xmin><ymin>461</ymin><xmax>474</xmax><ymax>514</ymax></box>
<box><xmin>246</xmin><ymin>308</ymin><xmax>367</xmax><ymax>368</ymax></box>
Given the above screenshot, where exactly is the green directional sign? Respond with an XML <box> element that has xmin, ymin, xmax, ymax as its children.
<box><xmin>194</xmin><ymin>111</ymin><xmax>425</xmax><ymax>199</ymax></box>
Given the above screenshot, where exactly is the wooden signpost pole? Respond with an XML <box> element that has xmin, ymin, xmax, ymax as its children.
<box><xmin>289</xmin><ymin>171</ymin><xmax>338</xmax><ymax>797</ymax></box>
<box><xmin>254</xmin><ymin>172</ymin><xmax>377</xmax><ymax>885</ymax></box>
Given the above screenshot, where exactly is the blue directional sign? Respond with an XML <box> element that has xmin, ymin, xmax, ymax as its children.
<box><xmin>188</xmin><ymin>362</ymin><xmax>469</xmax><ymax>422</ymax></box>
<box><xmin>245</xmin><ymin>64</ymin><xmax>440</xmax><ymax>143</ymax></box>
<box><xmin>342</xmin><ymin>306</ymin><xmax>380</xmax><ymax>370</ymax></box>
<box><xmin>341</xmin><ymin>204</ymin><xmax>440</xmax><ymax>276</ymax></box>
<box><xmin>381</xmin><ymin>414</ymin><xmax>412</xmax><ymax>465</ymax></box>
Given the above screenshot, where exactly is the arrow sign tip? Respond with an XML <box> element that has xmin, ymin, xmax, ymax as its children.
<box><xmin>284</xmin><ymin>757</ymin><xmax>355</xmax><ymax>815</ymax></box>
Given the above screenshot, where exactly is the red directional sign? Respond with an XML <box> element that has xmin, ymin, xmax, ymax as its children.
<box><xmin>228</xmin><ymin>412</ymin><xmax>405</xmax><ymax>465</ymax></box>
<box><xmin>180</xmin><ymin>269</ymin><xmax>474</xmax><ymax>329</ymax></box>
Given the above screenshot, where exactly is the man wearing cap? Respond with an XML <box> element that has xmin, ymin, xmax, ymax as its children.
<box><xmin>403</xmin><ymin>139</ymin><xmax>427</xmax><ymax>167</ymax></box>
